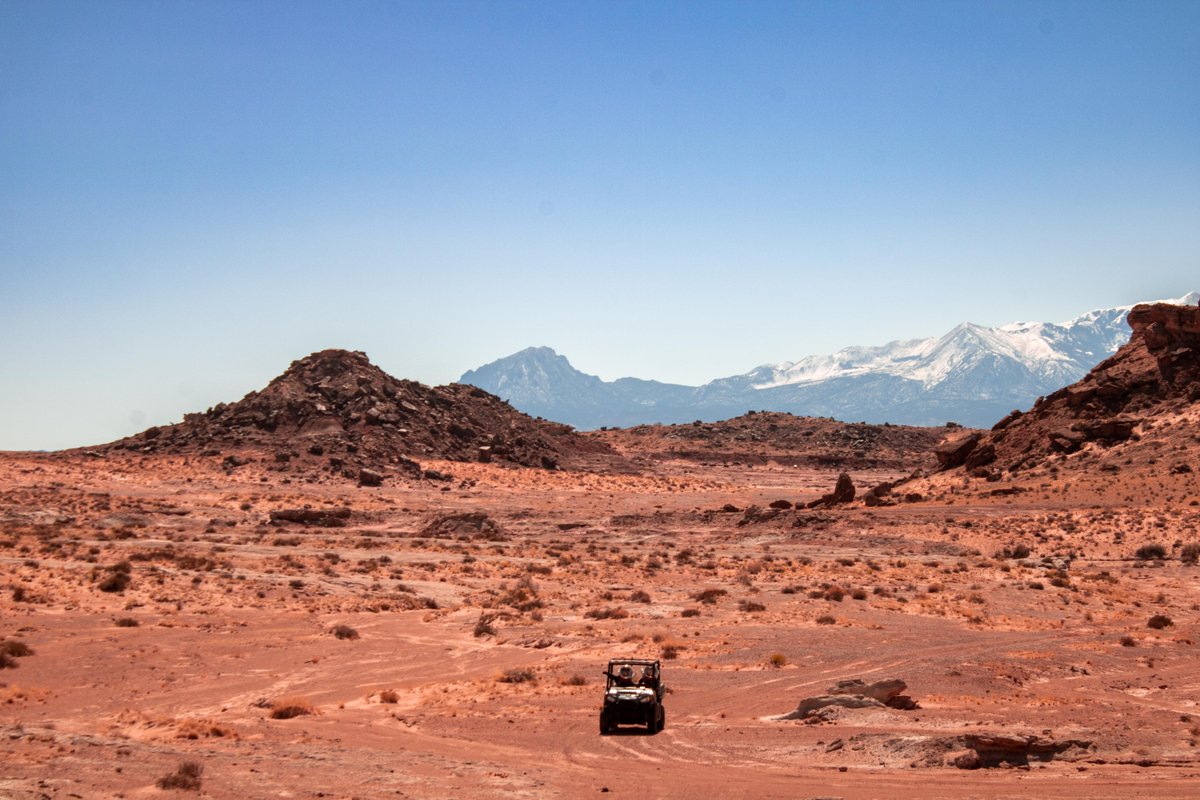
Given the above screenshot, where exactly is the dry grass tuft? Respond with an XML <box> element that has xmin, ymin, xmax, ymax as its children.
<box><xmin>269</xmin><ymin>697</ymin><xmax>314</xmax><ymax>719</ymax></box>
<box><xmin>156</xmin><ymin>760</ymin><xmax>203</xmax><ymax>790</ymax></box>
<box><xmin>331</xmin><ymin>624</ymin><xmax>359</xmax><ymax>640</ymax></box>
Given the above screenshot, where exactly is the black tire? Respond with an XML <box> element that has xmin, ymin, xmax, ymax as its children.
<box><xmin>658</xmin><ymin>706</ymin><xmax>666</xmax><ymax>732</ymax></box>
<box><xmin>599</xmin><ymin>713</ymin><xmax>610</xmax><ymax>735</ymax></box>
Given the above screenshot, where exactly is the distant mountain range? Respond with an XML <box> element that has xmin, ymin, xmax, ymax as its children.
<box><xmin>460</xmin><ymin>292</ymin><xmax>1199</xmax><ymax>430</ymax></box>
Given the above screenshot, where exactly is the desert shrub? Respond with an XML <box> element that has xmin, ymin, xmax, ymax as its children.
<box><xmin>738</xmin><ymin>599</ymin><xmax>766</xmax><ymax>612</ymax></box>
<box><xmin>1135</xmin><ymin>543</ymin><xmax>1167</xmax><ymax>561</ymax></box>
<box><xmin>331</xmin><ymin>624</ymin><xmax>359</xmax><ymax>640</ymax></box>
<box><xmin>498</xmin><ymin>667</ymin><xmax>536</xmax><ymax>684</ymax></box>
<box><xmin>11</xmin><ymin>586</ymin><xmax>25</xmax><ymax>602</ymax></box>
<box><xmin>156</xmin><ymin>761</ymin><xmax>203</xmax><ymax>791</ymax></box>
<box><xmin>564</xmin><ymin>674</ymin><xmax>587</xmax><ymax>686</ymax></box>
<box><xmin>780</xmin><ymin>585</ymin><xmax>798</xmax><ymax>595</ymax></box>
<box><xmin>473</xmin><ymin>614</ymin><xmax>497</xmax><ymax>637</ymax></box>
<box><xmin>680</xmin><ymin>608</ymin><xmax>701</xmax><ymax>618</ymax></box>
<box><xmin>629</xmin><ymin>589</ymin><xmax>651</xmax><ymax>603</ymax></box>
<box><xmin>850</xmin><ymin>588</ymin><xmax>868</xmax><ymax>600</ymax></box>
<box><xmin>98</xmin><ymin>571</ymin><xmax>130</xmax><ymax>593</ymax></box>
<box><xmin>823</xmin><ymin>586</ymin><xmax>845</xmax><ymax>602</ymax></box>
<box><xmin>660</xmin><ymin>644</ymin><xmax>681</xmax><ymax>660</ymax></box>
<box><xmin>693</xmin><ymin>588</ymin><xmax>727</xmax><ymax>605</ymax></box>
<box><xmin>379</xmin><ymin>690</ymin><xmax>399</xmax><ymax>703</ymax></box>
<box><xmin>1027</xmin><ymin>581</ymin><xmax>1045</xmax><ymax>590</ymax></box>
<box><xmin>1</xmin><ymin>640</ymin><xmax>34</xmax><ymax>658</ymax></box>
<box><xmin>1148</xmin><ymin>614</ymin><xmax>1174</xmax><ymax>630</ymax></box>
<box><xmin>1119</xmin><ymin>635</ymin><xmax>1137</xmax><ymax>647</ymax></box>
<box><xmin>806</xmin><ymin>588</ymin><xmax>825</xmax><ymax>599</ymax></box>
<box><xmin>269</xmin><ymin>698</ymin><xmax>314</xmax><ymax>719</ymax></box>
<box><xmin>584</xmin><ymin>607</ymin><xmax>628</xmax><ymax>620</ymax></box>
<box><xmin>768</xmin><ymin>652</ymin><xmax>787</xmax><ymax>668</ymax></box>
<box><xmin>114</xmin><ymin>617</ymin><xmax>139</xmax><ymax>627</ymax></box>
<box><xmin>816</xmin><ymin>615</ymin><xmax>836</xmax><ymax>625</ymax></box>
<box><xmin>998</xmin><ymin>544</ymin><xmax>1032</xmax><ymax>560</ymax></box>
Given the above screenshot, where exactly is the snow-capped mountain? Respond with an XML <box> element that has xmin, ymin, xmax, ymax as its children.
<box><xmin>461</xmin><ymin>292</ymin><xmax>1199</xmax><ymax>429</ymax></box>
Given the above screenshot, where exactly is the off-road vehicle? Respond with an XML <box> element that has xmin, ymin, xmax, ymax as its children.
<box><xmin>599</xmin><ymin>658</ymin><xmax>665</xmax><ymax>734</ymax></box>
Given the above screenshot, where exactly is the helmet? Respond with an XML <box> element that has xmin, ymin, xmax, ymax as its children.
<box><xmin>618</xmin><ymin>665</ymin><xmax>632</xmax><ymax>679</ymax></box>
<box><xmin>642</xmin><ymin>666</ymin><xmax>654</xmax><ymax>678</ymax></box>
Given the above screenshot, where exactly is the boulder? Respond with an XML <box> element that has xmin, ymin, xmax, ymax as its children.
<box><xmin>358</xmin><ymin>467</ymin><xmax>384</xmax><ymax>487</ymax></box>
<box><xmin>963</xmin><ymin>442</ymin><xmax>996</xmax><ymax>470</ymax></box>
<box><xmin>779</xmin><ymin>676</ymin><xmax>918</xmax><ymax>720</ymax></box>
<box><xmin>828</xmin><ymin>678</ymin><xmax>906</xmax><ymax>703</ymax></box>
<box><xmin>935</xmin><ymin>432</ymin><xmax>981</xmax><ymax>469</ymax></box>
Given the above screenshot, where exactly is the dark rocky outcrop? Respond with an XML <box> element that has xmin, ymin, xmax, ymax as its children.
<box><xmin>940</xmin><ymin>302</ymin><xmax>1200</xmax><ymax>473</ymax></box>
<box><xmin>95</xmin><ymin>350</ymin><xmax>619</xmax><ymax>478</ymax></box>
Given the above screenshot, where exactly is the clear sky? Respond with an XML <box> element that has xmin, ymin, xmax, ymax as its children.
<box><xmin>2</xmin><ymin>0</ymin><xmax>1197</xmax><ymax>450</ymax></box>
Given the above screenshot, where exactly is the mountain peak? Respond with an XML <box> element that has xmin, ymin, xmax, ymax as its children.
<box><xmin>461</xmin><ymin>291</ymin><xmax>1200</xmax><ymax>430</ymax></box>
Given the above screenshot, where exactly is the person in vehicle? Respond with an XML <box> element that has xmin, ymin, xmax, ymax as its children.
<box><xmin>615</xmin><ymin>665</ymin><xmax>635</xmax><ymax>686</ymax></box>
<box><xmin>638</xmin><ymin>665</ymin><xmax>658</xmax><ymax>689</ymax></box>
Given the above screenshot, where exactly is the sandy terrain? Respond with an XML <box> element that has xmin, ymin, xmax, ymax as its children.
<box><xmin>2</xmin><ymin>435</ymin><xmax>1198</xmax><ymax>799</ymax></box>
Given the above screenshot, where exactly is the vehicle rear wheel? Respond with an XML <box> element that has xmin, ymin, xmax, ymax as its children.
<box><xmin>657</xmin><ymin>706</ymin><xmax>666</xmax><ymax>732</ymax></box>
<box><xmin>599</xmin><ymin>713</ymin><xmax>610</xmax><ymax>735</ymax></box>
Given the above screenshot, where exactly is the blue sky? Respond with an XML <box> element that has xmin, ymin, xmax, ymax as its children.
<box><xmin>2</xmin><ymin>0</ymin><xmax>1197</xmax><ymax>449</ymax></box>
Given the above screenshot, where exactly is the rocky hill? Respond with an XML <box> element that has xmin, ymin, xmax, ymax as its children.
<box><xmin>593</xmin><ymin>411</ymin><xmax>961</xmax><ymax>471</ymax></box>
<box><xmin>98</xmin><ymin>349</ymin><xmax>617</xmax><ymax>478</ymax></box>
<box><xmin>934</xmin><ymin>300</ymin><xmax>1200</xmax><ymax>476</ymax></box>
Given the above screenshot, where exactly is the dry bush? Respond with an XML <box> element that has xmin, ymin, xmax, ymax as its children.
<box><xmin>661</xmin><ymin>644</ymin><xmax>681</xmax><ymax>660</ymax></box>
<box><xmin>331</xmin><ymin>624</ymin><xmax>360</xmax><ymax>640</ymax></box>
<box><xmin>680</xmin><ymin>608</ymin><xmax>701</xmax><ymax>618</ymax></box>
<box><xmin>1147</xmin><ymin>614</ymin><xmax>1174</xmax><ymax>630</ymax></box>
<box><xmin>823</xmin><ymin>586</ymin><xmax>845</xmax><ymax>602</ymax></box>
<box><xmin>584</xmin><ymin>607</ymin><xmax>628</xmax><ymax>620</ymax></box>
<box><xmin>0</xmin><ymin>640</ymin><xmax>34</xmax><ymax>658</ymax></box>
<box><xmin>563</xmin><ymin>674</ymin><xmax>587</xmax><ymax>686</ymax></box>
<box><xmin>269</xmin><ymin>697</ymin><xmax>314</xmax><ymax>719</ymax></box>
<box><xmin>629</xmin><ymin>589</ymin><xmax>651</xmax><ymax>603</ymax></box>
<box><xmin>97</xmin><ymin>570</ymin><xmax>131</xmax><ymax>593</ymax></box>
<box><xmin>1181</xmin><ymin>543</ymin><xmax>1200</xmax><ymax>564</ymax></box>
<box><xmin>379</xmin><ymin>690</ymin><xmax>399</xmax><ymax>703</ymax></box>
<box><xmin>693</xmin><ymin>588</ymin><xmax>727</xmax><ymax>605</ymax></box>
<box><xmin>497</xmin><ymin>667</ymin><xmax>536</xmax><ymax>684</ymax></box>
<box><xmin>998</xmin><ymin>543</ymin><xmax>1032</xmax><ymax>559</ymax></box>
<box><xmin>156</xmin><ymin>761</ymin><xmax>202</xmax><ymax>790</ymax></box>
<box><xmin>816</xmin><ymin>615</ymin><xmax>836</xmax><ymax>625</ymax></box>
<box><xmin>738</xmin><ymin>599</ymin><xmax>766</xmax><ymax>612</ymax></box>
<box><xmin>473</xmin><ymin>613</ymin><xmax>497</xmax><ymax>637</ymax></box>
<box><xmin>768</xmin><ymin>652</ymin><xmax>788</xmax><ymax>668</ymax></box>
<box><xmin>1119</xmin><ymin>635</ymin><xmax>1137</xmax><ymax>647</ymax></box>
<box><xmin>114</xmin><ymin>617</ymin><xmax>139</xmax><ymax>627</ymax></box>
<box><xmin>1135</xmin><ymin>543</ymin><xmax>1167</xmax><ymax>561</ymax></box>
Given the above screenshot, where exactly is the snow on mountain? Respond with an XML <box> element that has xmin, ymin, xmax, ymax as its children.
<box><xmin>461</xmin><ymin>292</ymin><xmax>1199</xmax><ymax>430</ymax></box>
<box><xmin>751</xmin><ymin>292</ymin><xmax>1199</xmax><ymax>393</ymax></box>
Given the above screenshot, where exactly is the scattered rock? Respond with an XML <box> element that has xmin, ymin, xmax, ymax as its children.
<box><xmin>358</xmin><ymin>468</ymin><xmax>384</xmax><ymax>487</ymax></box>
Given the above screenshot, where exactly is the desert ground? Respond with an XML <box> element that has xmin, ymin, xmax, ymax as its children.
<box><xmin>2</xmin><ymin>414</ymin><xmax>1198</xmax><ymax>799</ymax></box>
